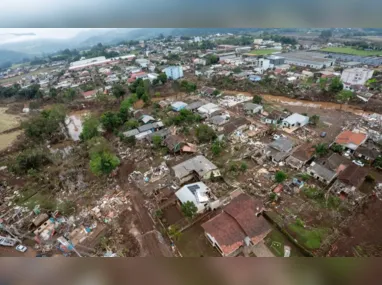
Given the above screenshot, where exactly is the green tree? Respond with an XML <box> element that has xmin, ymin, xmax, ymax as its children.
<box><xmin>152</xmin><ymin>135</ymin><xmax>163</xmax><ymax>149</ymax></box>
<box><xmin>49</xmin><ymin>87</ymin><xmax>58</xmax><ymax>99</ymax></box>
<box><xmin>9</xmin><ymin>148</ymin><xmax>51</xmax><ymax>174</ymax></box>
<box><xmin>331</xmin><ymin>143</ymin><xmax>343</xmax><ymax>153</ymax></box>
<box><xmin>100</xmin><ymin>111</ymin><xmax>122</xmax><ymax>132</ymax></box>
<box><xmin>80</xmin><ymin>115</ymin><xmax>100</xmax><ymax>141</ymax></box>
<box><xmin>374</xmin><ymin>156</ymin><xmax>382</xmax><ymax>169</ymax></box>
<box><xmin>90</xmin><ymin>151</ymin><xmax>120</xmax><ymax>176</ymax></box>
<box><xmin>309</xmin><ymin>114</ymin><xmax>320</xmax><ymax>126</ymax></box>
<box><xmin>211</xmin><ymin>140</ymin><xmax>224</xmax><ymax>156</ymax></box>
<box><xmin>252</xmin><ymin>95</ymin><xmax>262</xmax><ymax>104</ymax></box>
<box><xmin>158</xmin><ymin>72</ymin><xmax>167</xmax><ymax>83</ymax></box>
<box><xmin>125</xmin><ymin>119</ymin><xmax>139</xmax><ymax>130</ymax></box>
<box><xmin>195</xmin><ymin>124</ymin><xmax>217</xmax><ymax>143</ymax></box>
<box><xmin>181</xmin><ymin>201</ymin><xmax>198</xmax><ymax>219</ymax></box>
<box><xmin>63</xmin><ymin>88</ymin><xmax>77</xmax><ymax>101</ymax></box>
<box><xmin>136</xmin><ymin>86</ymin><xmax>145</xmax><ymax>99</ymax></box>
<box><xmin>141</xmin><ymin>93</ymin><xmax>151</xmax><ymax>105</ymax></box>
<box><xmin>319</xmin><ymin>77</ymin><xmax>328</xmax><ymax>91</ymax></box>
<box><xmin>112</xmin><ymin>84</ymin><xmax>126</xmax><ymax>100</ymax></box>
<box><xmin>240</xmin><ymin>162</ymin><xmax>248</xmax><ymax>172</ymax></box>
<box><xmin>168</xmin><ymin>225</ymin><xmax>182</xmax><ymax>241</ymax></box>
<box><xmin>233</xmin><ymin>67</ymin><xmax>242</xmax><ymax>74</ymax></box>
<box><xmin>275</xmin><ymin>171</ymin><xmax>287</xmax><ymax>183</ymax></box>
<box><xmin>315</xmin><ymin>143</ymin><xmax>329</xmax><ymax>157</ymax></box>
<box><xmin>212</xmin><ymin>89</ymin><xmax>220</xmax><ymax>96</ymax></box>
<box><xmin>329</xmin><ymin>77</ymin><xmax>344</xmax><ymax>93</ymax></box>
<box><xmin>335</xmin><ymin>90</ymin><xmax>354</xmax><ymax>103</ymax></box>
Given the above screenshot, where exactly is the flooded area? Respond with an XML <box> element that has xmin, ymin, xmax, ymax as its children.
<box><xmin>65</xmin><ymin>110</ymin><xmax>89</xmax><ymax>141</ymax></box>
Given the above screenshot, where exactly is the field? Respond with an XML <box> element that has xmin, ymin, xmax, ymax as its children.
<box><xmin>249</xmin><ymin>49</ymin><xmax>279</xmax><ymax>56</ymax></box>
<box><xmin>321</xmin><ymin>47</ymin><xmax>382</xmax><ymax>56</ymax></box>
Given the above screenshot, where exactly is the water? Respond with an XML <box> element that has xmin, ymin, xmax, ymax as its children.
<box><xmin>65</xmin><ymin>111</ymin><xmax>88</xmax><ymax>141</ymax></box>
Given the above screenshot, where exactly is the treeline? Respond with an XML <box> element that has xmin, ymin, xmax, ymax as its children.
<box><xmin>260</xmin><ymin>33</ymin><xmax>298</xmax><ymax>45</ymax></box>
<box><xmin>215</xmin><ymin>35</ymin><xmax>254</xmax><ymax>46</ymax></box>
<box><xmin>0</xmin><ymin>84</ymin><xmax>43</xmax><ymax>100</ymax></box>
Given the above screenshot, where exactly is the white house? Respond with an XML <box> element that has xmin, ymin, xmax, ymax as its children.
<box><xmin>340</xmin><ymin>68</ymin><xmax>374</xmax><ymax>86</ymax></box>
<box><xmin>282</xmin><ymin>113</ymin><xmax>309</xmax><ymax>128</ymax></box>
<box><xmin>175</xmin><ymin>182</ymin><xmax>211</xmax><ymax>213</ymax></box>
<box><xmin>163</xmin><ymin>66</ymin><xmax>184</xmax><ymax>80</ymax></box>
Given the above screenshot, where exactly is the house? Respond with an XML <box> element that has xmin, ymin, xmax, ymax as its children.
<box><xmin>163</xmin><ymin>66</ymin><xmax>184</xmax><ymax>80</ymax></box>
<box><xmin>264</xmin><ymin>138</ymin><xmax>294</xmax><ymax>163</ymax></box>
<box><xmin>164</xmin><ymin>135</ymin><xmax>184</xmax><ymax>153</ymax></box>
<box><xmin>243</xmin><ymin>103</ymin><xmax>263</xmax><ymax>114</ymax></box>
<box><xmin>158</xmin><ymin>100</ymin><xmax>170</xmax><ymax>109</ymax></box>
<box><xmin>329</xmin><ymin>164</ymin><xmax>368</xmax><ymax>200</ymax></box>
<box><xmin>267</xmin><ymin>55</ymin><xmax>286</xmax><ymax>66</ymax></box>
<box><xmin>221</xmin><ymin>117</ymin><xmax>250</xmax><ymax>137</ymax></box>
<box><xmin>123</xmin><ymin>129</ymin><xmax>139</xmax><ymax>138</ymax></box>
<box><xmin>175</xmin><ymin>182</ymin><xmax>211</xmax><ymax>214</ymax></box>
<box><xmin>171</xmin><ymin>101</ymin><xmax>188</xmax><ymax>112</ymax></box>
<box><xmin>354</xmin><ymin>145</ymin><xmax>380</xmax><ymax>162</ymax></box>
<box><xmin>307</xmin><ymin>162</ymin><xmax>337</xmax><ymax>185</ymax></box>
<box><xmin>185</xmin><ymin>101</ymin><xmax>204</xmax><ymax>112</ymax></box>
<box><xmin>209</xmin><ymin>115</ymin><xmax>229</xmax><ymax>127</ymax></box>
<box><xmin>146</xmin><ymin>128</ymin><xmax>170</xmax><ymax>143</ymax></box>
<box><xmin>262</xmin><ymin>110</ymin><xmax>283</xmax><ymax>125</ymax></box>
<box><xmin>171</xmin><ymin>155</ymin><xmax>220</xmax><ymax>184</ymax></box>
<box><xmin>322</xmin><ymin>153</ymin><xmax>351</xmax><ymax>173</ymax></box>
<box><xmin>198</xmin><ymin>103</ymin><xmax>222</xmax><ymax>117</ymax></box>
<box><xmin>282</xmin><ymin>113</ymin><xmax>309</xmax><ymax>129</ymax></box>
<box><xmin>82</xmin><ymin>90</ymin><xmax>98</xmax><ymax>99</ymax></box>
<box><xmin>201</xmin><ymin>193</ymin><xmax>271</xmax><ymax>257</ymax></box>
<box><xmin>140</xmin><ymin>115</ymin><xmax>156</xmax><ymax>124</ymax></box>
<box><xmin>340</xmin><ymin>68</ymin><xmax>374</xmax><ymax>86</ymax></box>
<box><xmin>334</xmin><ymin>130</ymin><xmax>368</xmax><ymax>153</ymax></box>
<box><xmin>200</xmin><ymin>86</ymin><xmax>216</xmax><ymax>96</ymax></box>
<box><xmin>137</xmin><ymin>121</ymin><xmax>164</xmax><ymax>133</ymax></box>
<box><xmin>286</xmin><ymin>143</ymin><xmax>315</xmax><ymax>170</ymax></box>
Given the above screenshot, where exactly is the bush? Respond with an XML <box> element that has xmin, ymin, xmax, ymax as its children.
<box><xmin>315</xmin><ymin>143</ymin><xmax>329</xmax><ymax>157</ymax></box>
<box><xmin>152</xmin><ymin>135</ymin><xmax>163</xmax><ymax>149</ymax></box>
<box><xmin>10</xmin><ymin>148</ymin><xmax>51</xmax><ymax>174</ymax></box>
<box><xmin>240</xmin><ymin>162</ymin><xmax>248</xmax><ymax>172</ymax></box>
<box><xmin>331</xmin><ymin>143</ymin><xmax>343</xmax><ymax>153</ymax></box>
<box><xmin>252</xmin><ymin>95</ymin><xmax>262</xmax><ymax>104</ymax></box>
<box><xmin>211</xmin><ymin>140</ymin><xmax>224</xmax><ymax>156</ymax></box>
<box><xmin>181</xmin><ymin>201</ymin><xmax>198</xmax><ymax>219</ymax></box>
<box><xmin>100</xmin><ymin>111</ymin><xmax>122</xmax><ymax>132</ymax></box>
<box><xmin>195</xmin><ymin>124</ymin><xmax>217</xmax><ymax>143</ymax></box>
<box><xmin>89</xmin><ymin>151</ymin><xmax>120</xmax><ymax>176</ymax></box>
<box><xmin>275</xmin><ymin>171</ymin><xmax>287</xmax><ymax>183</ymax></box>
<box><xmin>80</xmin><ymin>115</ymin><xmax>100</xmax><ymax>141</ymax></box>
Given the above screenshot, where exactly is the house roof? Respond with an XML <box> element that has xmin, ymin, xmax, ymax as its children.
<box><xmin>146</xmin><ymin>128</ymin><xmax>170</xmax><ymax>141</ymax></box>
<box><xmin>335</xmin><ymin>131</ymin><xmax>367</xmax><ymax>146</ymax></box>
<box><xmin>221</xmin><ymin>117</ymin><xmax>250</xmax><ymax>135</ymax></box>
<box><xmin>198</xmin><ymin>103</ymin><xmax>221</xmax><ymax>115</ymax></box>
<box><xmin>324</xmin><ymin>153</ymin><xmax>352</xmax><ymax>172</ymax></box>
<box><xmin>267</xmin><ymin>110</ymin><xmax>283</xmax><ymax>120</ymax></box>
<box><xmin>290</xmin><ymin>143</ymin><xmax>315</xmax><ymax>162</ymax></box>
<box><xmin>210</xmin><ymin>115</ymin><xmax>228</xmax><ymax>126</ymax></box>
<box><xmin>201</xmin><ymin>193</ymin><xmax>271</xmax><ymax>256</ymax></box>
<box><xmin>175</xmin><ymin>182</ymin><xmax>209</xmax><ymax>212</ymax></box>
<box><xmin>137</xmin><ymin>121</ymin><xmax>164</xmax><ymax>133</ymax></box>
<box><xmin>172</xmin><ymin>155</ymin><xmax>218</xmax><ymax>180</ymax></box>
<box><xmin>355</xmin><ymin>146</ymin><xmax>380</xmax><ymax>160</ymax></box>
<box><xmin>201</xmin><ymin>86</ymin><xmax>216</xmax><ymax>95</ymax></box>
<box><xmin>140</xmin><ymin>115</ymin><xmax>156</xmax><ymax>124</ymax></box>
<box><xmin>171</xmin><ymin>101</ymin><xmax>188</xmax><ymax>109</ymax></box>
<box><xmin>338</xmin><ymin>164</ymin><xmax>368</xmax><ymax>188</ymax></box>
<box><xmin>123</xmin><ymin>129</ymin><xmax>139</xmax><ymax>137</ymax></box>
<box><xmin>185</xmin><ymin>101</ymin><xmax>204</xmax><ymax>111</ymax></box>
<box><xmin>164</xmin><ymin>135</ymin><xmax>184</xmax><ymax>151</ymax></box>
<box><xmin>309</xmin><ymin>163</ymin><xmax>337</xmax><ymax>182</ymax></box>
<box><xmin>283</xmin><ymin>113</ymin><xmax>309</xmax><ymax>125</ymax></box>
<box><xmin>268</xmin><ymin>138</ymin><xmax>294</xmax><ymax>153</ymax></box>
<box><xmin>82</xmin><ymin>90</ymin><xmax>97</xmax><ymax>98</ymax></box>
<box><xmin>243</xmin><ymin>103</ymin><xmax>262</xmax><ymax>111</ymax></box>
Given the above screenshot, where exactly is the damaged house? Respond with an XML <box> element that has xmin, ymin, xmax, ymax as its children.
<box><xmin>201</xmin><ymin>193</ymin><xmax>271</xmax><ymax>257</ymax></box>
<box><xmin>307</xmin><ymin>162</ymin><xmax>337</xmax><ymax>185</ymax></box>
<box><xmin>286</xmin><ymin>143</ymin><xmax>315</xmax><ymax>170</ymax></box>
<box><xmin>262</xmin><ymin>110</ymin><xmax>284</xmax><ymax>125</ymax></box>
<box><xmin>264</xmin><ymin>137</ymin><xmax>294</xmax><ymax>163</ymax></box>
<box><xmin>243</xmin><ymin>103</ymin><xmax>263</xmax><ymax>115</ymax></box>
<box><xmin>329</xmin><ymin>164</ymin><xmax>368</xmax><ymax>201</ymax></box>
<box><xmin>164</xmin><ymin>135</ymin><xmax>184</xmax><ymax>153</ymax></box>
<box><xmin>171</xmin><ymin>155</ymin><xmax>221</xmax><ymax>184</ymax></box>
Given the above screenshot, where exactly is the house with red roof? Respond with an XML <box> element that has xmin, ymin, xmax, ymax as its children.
<box><xmin>201</xmin><ymin>193</ymin><xmax>271</xmax><ymax>256</ymax></box>
<box><xmin>334</xmin><ymin>130</ymin><xmax>368</xmax><ymax>153</ymax></box>
<box><xmin>82</xmin><ymin>90</ymin><xmax>98</xmax><ymax>99</ymax></box>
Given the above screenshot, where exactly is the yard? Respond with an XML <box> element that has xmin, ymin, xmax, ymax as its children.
<box><xmin>321</xmin><ymin>47</ymin><xmax>382</xmax><ymax>56</ymax></box>
<box><xmin>249</xmin><ymin>49</ymin><xmax>279</xmax><ymax>56</ymax></box>
<box><xmin>264</xmin><ymin>228</ymin><xmax>305</xmax><ymax>257</ymax></box>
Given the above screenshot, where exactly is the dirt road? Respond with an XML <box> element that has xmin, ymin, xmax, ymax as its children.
<box><xmin>0</xmin><ymin>246</ymin><xmax>37</xmax><ymax>257</ymax></box>
<box><xmin>118</xmin><ymin>161</ymin><xmax>173</xmax><ymax>257</ymax></box>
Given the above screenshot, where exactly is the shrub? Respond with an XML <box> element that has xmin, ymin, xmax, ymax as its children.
<box><xmin>275</xmin><ymin>171</ymin><xmax>287</xmax><ymax>183</ymax></box>
<box><xmin>181</xmin><ymin>201</ymin><xmax>198</xmax><ymax>219</ymax></box>
<box><xmin>9</xmin><ymin>148</ymin><xmax>51</xmax><ymax>174</ymax></box>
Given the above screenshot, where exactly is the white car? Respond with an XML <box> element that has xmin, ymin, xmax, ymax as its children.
<box><xmin>15</xmin><ymin>245</ymin><xmax>27</xmax><ymax>253</ymax></box>
<box><xmin>352</xmin><ymin>160</ymin><xmax>364</xmax><ymax>167</ymax></box>
<box><xmin>273</xmin><ymin>134</ymin><xmax>281</xmax><ymax>140</ymax></box>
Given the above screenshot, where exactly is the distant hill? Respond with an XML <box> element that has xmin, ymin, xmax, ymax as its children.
<box><xmin>0</xmin><ymin>49</ymin><xmax>30</xmax><ymax>67</ymax></box>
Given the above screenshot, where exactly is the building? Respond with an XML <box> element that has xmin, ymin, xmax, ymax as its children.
<box><xmin>322</xmin><ymin>153</ymin><xmax>351</xmax><ymax>173</ymax></box>
<box><xmin>286</xmin><ymin>143</ymin><xmax>315</xmax><ymax>170</ymax></box>
<box><xmin>340</xmin><ymin>68</ymin><xmax>374</xmax><ymax>86</ymax></box>
<box><xmin>221</xmin><ymin>117</ymin><xmax>250</xmax><ymax>137</ymax></box>
<box><xmin>69</xmin><ymin>56</ymin><xmax>112</xmax><ymax>71</ymax></box>
<box><xmin>282</xmin><ymin>113</ymin><xmax>309</xmax><ymax>129</ymax></box>
<box><xmin>334</xmin><ymin>130</ymin><xmax>368</xmax><ymax>153</ymax></box>
<box><xmin>243</xmin><ymin>103</ymin><xmax>263</xmax><ymax>114</ymax></box>
<box><xmin>164</xmin><ymin>135</ymin><xmax>184</xmax><ymax>153</ymax></box>
<box><xmin>307</xmin><ymin>162</ymin><xmax>337</xmax><ymax>185</ymax></box>
<box><xmin>262</xmin><ymin>110</ymin><xmax>284</xmax><ymax>125</ymax></box>
<box><xmin>201</xmin><ymin>193</ymin><xmax>271</xmax><ymax>256</ymax></box>
<box><xmin>267</xmin><ymin>55</ymin><xmax>286</xmax><ymax>66</ymax></box>
<box><xmin>175</xmin><ymin>182</ymin><xmax>211</xmax><ymax>214</ymax></box>
<box><xmin>185</xmin><ymin>101</ymin><xmax>204</xmax><ymax>112</ymax></box>
<box><xmin>200</xmin><ymin>86</ymin><xmax>217</xmax><ymax>96</ymax></box>
<box><xmin>264</xmin><ymin>138</ymin><xmax>294</xmax><ymax>163</ymax></box>
<box><xmin>137</xmin><ymin>121</ymin><xmax>164</xmax><ymax>133</ymax></box>
<box><xmin>235</xmin><ymin>46</ymin><xmax>252</xmax><ymax>54</ymax></box>
<box><xmin>198</xmin><ymin>103</ymin><xmax>222</xmax><ymax>117</ymax></box>
<box><xmin>171</xmin><ymin>155</ymin><xmax>220</xmax><ymax>184</ymax></box>
<box><xmin>280</xmin><ymin>52</ymin><xmax>335</xmax><ymax>69</ymax></box>
<box><xmin>354</xmin><ymin>145</ymin><xmax>380</xmax><ymax>162</ymax></box>
<box><xmin>163</xmin><ymin>66</ymin><xmax>184</xmax><ymax>80</ymax></box>
<box><xmin>171</xmin><ymin>101</ymin><xmax>188</xmax><ymax>112</ymax></box>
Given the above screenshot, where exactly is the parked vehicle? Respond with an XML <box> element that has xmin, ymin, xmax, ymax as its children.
<box><xmin>320</xmin><ymin>132</ymin><xmax>327</xmax><ymax>138</ymax></box>
<box><xmin>352</xmin><ymin>160</ymin><xmax>364</xmax><ymax>167</ymax></box>
<box><xmin>15</xmin><ymin>245</ymin><xmax>27</xmax><ymax>252</ymax></box>
<box><xmin>273</xmin><ymin>134</ymin><xmax>280</xmax><ymax>140</ymax></box>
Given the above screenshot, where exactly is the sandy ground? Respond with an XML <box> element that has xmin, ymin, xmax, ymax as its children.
<box><xmin>0</xmin><ymin>130</ymin><xmax>22</xmax><ymax>151</ymax></box>
<box><xmin>0</xmin><ymin>108</ymin><xmax>21</xmax><ymax>133</ymax></box>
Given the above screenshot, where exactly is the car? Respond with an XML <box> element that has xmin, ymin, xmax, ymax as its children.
<box><xmin>15</xmin><ymin>245</ymin><xmax>27</xmax><ymax>253</ymax></box>
<box><xmin>352</xmin><ymin>160</ymin><xmax>364</xmax><ymax>167</ymax></box>
<box><xmin>320</xmin><ymin>132</ymin><xmax>327</xmax><ymax>138</ymax></box>
<box><xmin>273</xmin><ymin>134</ymin><xmax>280</xmax><ymax>140</ymax></box>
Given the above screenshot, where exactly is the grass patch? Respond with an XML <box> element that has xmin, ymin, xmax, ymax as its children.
<box><xmin>288</xmin><ymin>221</ymin><xmax>327</xmax><ymax>250</ymax></box>
<box><xmin>302</xmin><ymin>187</ymin><xmax>341</xmax><ymax>210</ymax></box>
<box><xmin>321</xmin><ymin>47</ymin><xmax>382</xmax><ymax>56</ymax></box>
<box><xmin>249</xmin><ymin>49</ymin><xmax>279</xmax><ymax>56</ymax></box>
<box><xmin>264</xmin><ymin>229</ymin><xmax>305</xmax><ymax>257</ymax></box>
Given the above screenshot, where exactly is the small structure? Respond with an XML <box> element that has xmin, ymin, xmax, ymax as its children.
<box><xmin>334</xmin><ymin>130</ymin><xmax>368</xmax><ymax>153</ymax></box>
<box><xmin>243</xmin><ymin>103</ymin><xmax>263</xmax><ymax>114</ymax></box>
<box><xmin>164</xmin><ymin>135</ymin><xmax>184</xmax><ymax>153</ymax></box>
<box><xmin>198</xmin><ymin>103</ymin><xmax>222</xmax><ymax>117</ymax></box>
<box><xmin>307</xmin><ymin>162</ymin><xmax>337</xmax><ymax>185</ymax></box>
<box><xmin>140</xmin><ymin>115</ymin><xmax>156</xmax><ymax>124</ymax></box>
<box><xmin>171</xmin><ymin>101</ymin><xmax>188</xmax><ymax>112</ymax></box>
<box><xmin>175</xmin><ymin>182</ymin><xmax>211</xmax><ymax>214</ymax></box>
<box><xmin>262</xmin><ymin>110</ymin><xmax>283</xmax><ymax>125</ymax></box>
<box><xmin>322</xmin><ymin>153</ymin><xmax>351</xmax><ymax>173</ymax></box>
<box><xmin>82</xmin><ymin>90</ymin><xmax>98</xmax><ymax>99</ymax></box>
<box><xmin>286</xmin><ymin>143</ymin><xmax>315</xmax><ymax>170</ymax></box>
<box><xmin>354</xmin><ymin>145</ymin><xmax>379</xmax><ymax>162</ymax></box>
<box><xmin>137</xmin><ymin>121</ymin><xmax>164</xmax><ymax>133</ymax></box>
<box><xmin>185</xmin><ymin>101</ymin><xmax>204</xmax><ymax>112</ymax></box>
<box><xmin>264</xmin><ymin>138</ymin><xmax>294</xmax><ymax>163</ymax></box>
<box><xmin>209</xmin><ymin>115</ymin><xmax>229</xmax><ymax>127</ymax></box>
<box><xmin>201</xmin><ymin>193</ymin><xmax>271</xmax><ymax>257</ymax></box>
<box><xmin>200</xmin><ymin>86</ymin><xmax>217</xmax><ymax>96</ymax></box>
<box><xmin>282</xmin><ymin>113</ymin><xmax>309</xmax><ymax>129</ymax></box>
<box><xmin>123</xmin><ymin>129</ymin><xmax>139</xmax><ymax>138</ymax></box>
<box><xmin>171</xmin><ymin>155</ymin><xmax>220</xmax><ymax>184</ymax></box>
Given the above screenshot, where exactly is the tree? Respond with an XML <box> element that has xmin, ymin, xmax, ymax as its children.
<box><xmin>252</xmin><ymin>95</ymin><xmax>262</xmax><ymax>104</ymax></box>
<box><xmin>100</xmin><ymin>111</ymin><xmax>122</xmax><ymax>132</ymax></box>
<box><xmin>90</xmin><ymin>151</ymin><xmax>120</xmax><ymax>176</ymax></box>
<box><xmin>331</xmin><ymin>143</ymin><xmax>343</xmax><ymax>153</ymax></box>
<box><xmin>329</xmin><ymin>77</ymin><xmax>343</xmax><ymax>93</ymax></box>
<box><xmin>49</xmin><ymin>87</ymin><xmax>58</xmax><ymax>99</ymax></box>
<box><xmin>309</xmin><ymin>114</ymin><xmax>320</xmax><ymax>126</ymax></box>
<box><xmin>195</xmin><ymin>125</ymin><xmax>217</xmax><ymax>143</ymax></box>
<box><xmin>155</xmin><ymin>92</ymin><xmax>161</xmax><ymax>97</ymax></box>
<box><xmin>136</xmin><ymin>86</ymin><xmax>145</xmax><ymax>99</ymax></box>
<box><xmin>168</xmin><ymin>225</ymin><xmax>182</xmax><ymax>241</ymax></box>
<box><xmin>212</xmin><ymin>89</ymin><xmax>220</xmax><ymax>96</ymax></box>
<box><xmin>211</xmin><ymin>140</ymin><xmax>224</xmax><ymax>156</ymax></box>
<box><xmin>374</xmin><ymin>156</ymin><xmax>382</xmax><ymax>169</ymax></box>
<box><xmin>152</xmin><ymin>135</ymin><xmax>163</xmax><ymax>149</ymax></box>
<box><xmin>63</xmin><ymin>88</ymin><xmax>77</xmax><ymax>101</ymax></box>
<box><xmin>320</xmin><ymin>30</ymin><xmax>333</xmax><ymax>40</ymax></box>
<box><xmin>9</xmin><ymin>148</ymin><xmax>51</xmax><ymax>174</ymax></box>
<box><xmin>315</xmin><ymin>143</ymin><xmax>329</xmax><ymax>157</ymax></box>
<box><xmin>141</xmin><ymin>93</ymin><xmax>151</xmax><ymax>105</ymax></box>
<box><xmin>80</xmin><ymin>115</ymin><xmax>100</xmax><ymax>141</ymax></box>
<box><xmin>205</xmin><ymin>54</ymin><xmax>219</xmax><ymax>65</ymax></box>
<box><xmin>125</xmin><ymin>119</ymin><xmax>139</xmax><ymax>130</ymax></box>
<box><xmin>335</xmin><ymin>90</ymin><xmax>354</xmax><ymax>103</ymax></box>
<box><xmin>181</xmin><ymin>201</ymin><xmax>198</xmax><ymax>219</ymax></box>
<box><xmin>233</xmin><ymin>67</ymin><xmax>242</xmax><ymax>74</ymax></box>
<box><xmin>275</xmin><ymin>171</ymin><xmax>287</xmax><ymax>183</ymax></box>
<box><xmin>158</xmin><ymin>72</ymin><xmax>167</xmax><ymax>83</ymax></box>
<box><xmin>319</xmin><ymin>77</ymin><xmax>328</xmax><ymax>91</ymax></box>
<box><xmin>112</xmin><ymin>84</ymin><xmax>126</xmax><ymax>100</ymax></box>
